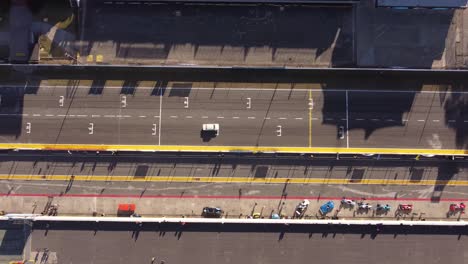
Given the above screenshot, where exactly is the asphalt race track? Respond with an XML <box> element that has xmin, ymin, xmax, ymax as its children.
<box><xmin>29</xmin><ymin>222</ymin><xmax>468</xmax><ymax>264</ymax></box>
<box><xmin>0</xmin><ymin>84</ymin><xmax>466</xmax><ymax>151</ymax></box>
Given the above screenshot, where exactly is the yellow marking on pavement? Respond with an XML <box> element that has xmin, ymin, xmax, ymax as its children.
<box><xmin>96</xmin><ymin>54</ymin><xmax>104</xmax><ymax>63</ymax></box>
<box><xmin>0</xmin><ymin>143</ymin><xmax>467</xmax><ymax>156</ymax></box>
<box><xmin>2</xmin><ymin>174</ymin><xmax>468</xmax><ymax>186</ymax></box>
<box><xmin>309</xmin><ymin>90</ymin><xmax>312</xmax><ymax>148</ymax></box>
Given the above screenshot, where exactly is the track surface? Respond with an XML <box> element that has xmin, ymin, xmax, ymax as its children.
<box><xmin>0</xmin><ymin>85</ymin><xmax>466</xmax><ymax>151</ymax></box>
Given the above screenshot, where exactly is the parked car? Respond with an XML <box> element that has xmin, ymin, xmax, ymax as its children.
<box><xmin>294</xmin><ymin>199</ymin><xmax>310</xmax><ymax>218</ymax></box>
<box><xmin>358</xmin><ymin>202</ymin><xmax>372</xmax><ymax>210</ymax></box>
<box><xmin>449</xmin><ymin>203</ymin><xmax>465</xmax><ymax>213</ymax></box>
<box><xmin>376</xmin><ymin>204</ymin><xmax>391</xmax><ymax>212</ymax></box>
<box><xmin>398</xmin><ymin>204</ymin><xmax>413</xmax><ymax>211</ymax></box>
<box><xmin>202</xmin><ymin>207</ymin><xmax>223</xmax><ymax>218</ymax></box>
<box><xmin>341</xmin><ymin>198</ymin><xmax>356</xmax><ymax>208</ymax></box>
<box><xmin>319</xmin><ymin>201</ymin><xmax>334</xmax><ymax>215</ymax></box>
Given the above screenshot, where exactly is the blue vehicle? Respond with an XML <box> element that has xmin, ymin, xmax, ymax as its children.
<box><xmin>319</xmin><ymin>201</ymin><xmax>335</xmax><ymax>215</ymax></box>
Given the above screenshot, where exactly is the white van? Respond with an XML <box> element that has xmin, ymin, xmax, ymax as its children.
<box><xmin>202</xmin><ymin>123</ymin><xmax>219</xmax><ymax>136</ymax></box>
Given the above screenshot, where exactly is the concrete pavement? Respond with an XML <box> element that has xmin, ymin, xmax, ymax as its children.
<box><xmin>0</xmin><ymin>152</ymin><xmax>467</xmax><ymax>221</ymax></box>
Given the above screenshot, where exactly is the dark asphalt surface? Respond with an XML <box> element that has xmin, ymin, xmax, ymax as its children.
<box><xmin>29</xmin><ymin>222</ymin><xmax>468</xmax><ymax>264</ymax></box>
<box><xmin>0</xmin><ymin>84</ymin><xmax>467</xmax><ymax>149</ymax></box>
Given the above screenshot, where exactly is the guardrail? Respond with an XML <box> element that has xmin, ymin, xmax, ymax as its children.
<box><xmin>3</xmin><ymin>215</ymin><xmax>467</xmax><ymax>226</ymax></box>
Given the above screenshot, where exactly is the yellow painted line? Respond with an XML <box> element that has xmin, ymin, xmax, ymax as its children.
<box><xmin>0</xmin><ymin>143</ymin><xmax>467</xmax><ymax>156</ymax></box>
<box><xmin>309</xmin><ymin>90</ymin><xmax>312</xmax><ymax>148</ymax></box>
<box><xmin>3</xmin><ymin>174</ymin><xmax>468</xmax><ymax>186</ymax></box>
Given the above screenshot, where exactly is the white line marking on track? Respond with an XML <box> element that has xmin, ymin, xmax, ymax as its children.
<box><xmin>116</xmin><ymin>115</ymin><xmax>122</xmax><ymax>118</ymax></box>
<box><xmin>232</xmin><ymin>117</ymin><xmax>240</xmax><ymax>119</ymax></box>
<box><xmin>248</xmin><ymin>117</ymin><xmax>256</xmax><ymax>119</ymax></box>
<box><xmin>33</xmin><ymin>114</ymin><xmax>41</xmax><ymax>117</ymax></box>
<box><xmin>186</xmin><ymin>116</ymin><xmax>193</xmax><ymax>118</ymax></box>
<box><xmin>45</xmin><ymin>114</ymin><xmax>54</xmax><ymax>117</ymax></box>
<box><xmin>217</xmin><ymin>116</ymin><xmax>225</xmax><ymax>119</ymax></box>
<box><xmin>69</xmin><ymin>115</ymin><xmax>76</xmax><ymax>117</ymax></box>
<box><xmin>202</xmin><ymin>116</ymin><xmax>209</xmax><ymax>119</ymax></box>
<box><xmin>123</xmin><ymin>115</ymin><xmax>131</xmax><ymax>118</ymax></box>
<box><xmin>295</xmin><ymin>117</ymin><xmax>303</xmax><ymax>120</ymax></box>
<box><xmin>58</xmin><ymin>114</ymin><xmax>66</xmax><ymax>117</ymax></box>
<box><xmin>264</xmin><ymin>117</ymin><xmax>271</xmax><ymax>120</ymax></box>
<box><xmin>279</xmin><ymin>117</ymin><xmax>287</xmax><ymax>120</ymax></box>
<box><xmin>341</xmin><ymin>118</ymin><xmax>347</xmax><ymax>121</ymax></box>
<box><xmin>10</xmin><ymin>85</ymin><xmax>468</xmax><ymax>94</ymax></box>
<box><xmin>448</xmin><ymin>120</ymin><xmax>456</xmax><ymax>123</ymax></box>
<box><xmin>170</xmin><ymin>116</ymin><xmax>178</xmax><ymax>118</ymax></box>
<box><xmin>385</xmin><ymin>119</ymin><xmax>394</xmax><ymax>122</ymax></box>
<box><xmin>433</xmin><ymin>120</ymin><xmax>440</xmax><ymax>122</ymax></box>
<box><xmin>325</xmin><ymin>118</ymin><xmax>333</xmax><ymax>121</ymax></box>
<box><xmin>139</xmin><ymin>115</ymin><xmax>147</xmax><ymax>118</ymax></box>
<box><xmin>417</xmin><ymin>120</ymin><xmax>425</xmax><ymax>122</ymax></box>
<box><xmin>92</xmin><ymin>115</ymin><xmax>101</xmax><ymax>118</ymax></box>
<box><xmin>77</xmin><ymin>115</ymin><xmax>88</xmax><ymax>117</ymax></box>
<box><xmin>355</xmin><ymin>118</ymin><xmax>364</xmax><ymax>121</ymax></box>
<box><xmin>402</xmin><ymin>119</ymin><xmax>409</xmax><ymax>122</ymax></box>
<box><xmin>104</xmin><ymin>115</ymin><xmax>115</xmax><ymax>118</ymax></box>
<box><xmin>371</xmin><ymin>119</ymin><xmax>379</xmax><ymax>121</ymax></box>
<box><xmin>464</xmin><ymin>120</ymin><xmax>468</xmax><ymax>123</ymax></box>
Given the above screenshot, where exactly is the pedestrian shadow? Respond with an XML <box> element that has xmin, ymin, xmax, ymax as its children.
<box><xmin>431</xmin><ymin>161</ymin><xmax>459</xmax><ymax>202</ymax></box>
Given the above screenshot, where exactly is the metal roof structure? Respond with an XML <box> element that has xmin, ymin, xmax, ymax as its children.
<box><xmin>377</xmin><ymin>0</ymin><xmax>468</xmax><ymax>8</ymax></box>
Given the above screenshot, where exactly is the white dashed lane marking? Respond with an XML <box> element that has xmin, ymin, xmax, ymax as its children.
<box><xmin>12</xmin><ymin>113</ymin><xmax>468</xmax><ymax>124</ymax></box>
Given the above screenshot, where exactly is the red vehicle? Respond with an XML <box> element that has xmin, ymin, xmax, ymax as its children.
<box><xmin>398</xmin><ymin>204</ymin><xmax>413</xmax><ymax>211</ymax></box>
<box><xmin>449</xmin><ymin>203</ymin><xmax>465</xmax><ymax>213</ymax></box>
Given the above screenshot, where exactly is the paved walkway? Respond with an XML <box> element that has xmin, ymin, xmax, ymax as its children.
<box><xmin>1</xmin><ymin>193</ymin><xmax>466</xmax><ymax>221</ymax></box>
